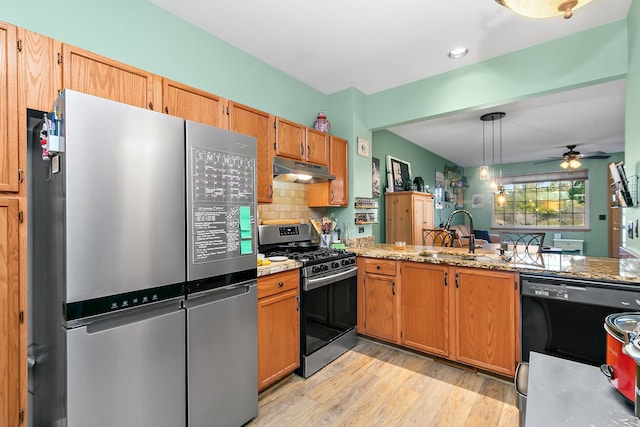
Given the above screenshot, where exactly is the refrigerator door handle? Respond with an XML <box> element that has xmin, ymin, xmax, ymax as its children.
<box><xmin>185</xmin><ymin>282</ymin><xmax>255</xmax><ymax>309</ymax></box>
<box><xmin>83</xmin><ymin>300</ymin><xmax>183</xmax><ymax>334</ymax></box>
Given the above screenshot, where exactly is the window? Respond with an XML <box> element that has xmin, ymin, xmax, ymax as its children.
<box><xmin>493</xmin><ymin>170</ymin><xmax>589</xmax><ymax>229</ymax></box>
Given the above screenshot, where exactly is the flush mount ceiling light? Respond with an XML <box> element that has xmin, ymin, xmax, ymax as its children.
<box><xmin>448</xmin><ymin>47</ymin><xmax>468</xmax><ymax>59</ymax></box>
<box><xmin>495</xmin><ymin>0</ymin><xmax>593</xmax><ymax>19</ymax></box>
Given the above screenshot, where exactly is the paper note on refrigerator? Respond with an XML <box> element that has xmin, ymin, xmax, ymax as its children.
<box><xmin>240</xmin><ymin>239</ymin><xmax>252</xmax><ymax>254</ymax></box>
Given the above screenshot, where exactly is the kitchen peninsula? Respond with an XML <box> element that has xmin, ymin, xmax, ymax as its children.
<box><xmin>350</xmin><ymin>243</ymin><xmax>640</xmax><ymax>378</ymax></box>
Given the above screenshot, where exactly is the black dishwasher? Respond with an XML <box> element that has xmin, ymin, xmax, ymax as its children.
<box><xmin>521</xmin><ymin>274</ymin><xmax>640</xmax><ymax>366</ymax></box>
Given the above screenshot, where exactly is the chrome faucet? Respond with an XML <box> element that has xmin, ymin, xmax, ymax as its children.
<box><xmin>444</xmin><ymin>209</ymin><xmax>475</xmax><ymax>253</ymax></box>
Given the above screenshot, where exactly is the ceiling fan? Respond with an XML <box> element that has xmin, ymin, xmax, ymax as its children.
<box><xmin>535</xmin><ymin>144</ymin><xmax>611</xmax><ymax>168</ymax></box>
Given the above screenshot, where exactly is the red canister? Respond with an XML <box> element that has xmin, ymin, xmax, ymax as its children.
<box><xmin>602</xmin><ymin>312</ymin><xmax>640</xmax><ymax>402</ymax></box>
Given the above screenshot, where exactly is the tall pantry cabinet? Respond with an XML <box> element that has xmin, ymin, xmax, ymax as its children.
<box><xmin>385</xmin><ymin>191</ymin><xmax>434</xmax><ymax>245</ymax></box>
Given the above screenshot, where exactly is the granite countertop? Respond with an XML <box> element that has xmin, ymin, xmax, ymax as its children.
<box><xmin>349</xmin><ymin>243</ymin><xmax>640</xmax><ymax>284</ymax></box>
<box><xmin>257</xmin><ymin>259</ymin><xmax>303</xmax><ymax>277</ymax></box>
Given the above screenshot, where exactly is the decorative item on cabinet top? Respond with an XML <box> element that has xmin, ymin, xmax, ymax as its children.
<box><xmin>313</xmin><ymin>111</ymin><xmax>330</xmax><ymax>133</ymax></box>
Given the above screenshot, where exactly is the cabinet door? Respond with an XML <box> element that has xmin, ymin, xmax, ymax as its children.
<box><xmin>228</xmin><ymin>102</ymin><xmax>274</xmax><ymax>204</ymax></box>
<box><xmin>0</xmin><ymin>22</ymin><xmax>18</xmax><ymax>192</ymax></box>
<box><xmin>274</xmin><ymin>117</ymin><xmax>304</xmax><ymax>160</ymax></box>
<box><xmin>454</xmin><ymin>268</ymin><xmax>517</xmax><ymax>376</ymax></box>
<box><xmin>162</xmin><ymin>79</ymin><xmax>227</xmax><ymax>128</ymax></box>
<box><xmin>412</xmin><ymin>194</ymin><xmax>434</xmax><ymax>244</ymax></box>
<box><xmin>306</xmin><ymin>135</ymin><xmax>348</xmax><ymax>207</ymax></box>
<box><xmin>363</xmin><ymin>273</ymin><xmax>397</xmax><ymax>342</ymax></box>
<box><xmin>400</xmin><ymin>262</ymin><xmax>448</xmax><ymax>356</ymax></box>
<box><xmin>305</xmin><ymin>127</ymin><xmax>329</xmax><ymax>166</ymax></box>
<box><xmin>257</xmin><ymin>288</ymin><xmax>299</xmax><ymax>390</ymax></box>
<box><xmin>17</xmin><ymin>28</ymin><xmax>62</xmax><ymax>112</ymax></box>
<box><xmin>0</xmin><ymin>198</ymin><xmax>20</xmax><ymax>426</ymax></box>
<box><xmin>62</xmin><ymin>44</ymin><xmax>160</xmax><ymax>110</ymax></box>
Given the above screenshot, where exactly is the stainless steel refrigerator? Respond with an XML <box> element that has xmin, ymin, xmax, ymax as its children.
<box><xmin>28</xmin><ymin>90</ymin><xmax>258</xmax><ymax>427</ymax></box>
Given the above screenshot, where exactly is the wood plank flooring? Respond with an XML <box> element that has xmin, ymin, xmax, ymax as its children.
<box><xmin>248</xmin><ymin>339</ymin><xmax>520</xmax><ymax>426</ymax></box>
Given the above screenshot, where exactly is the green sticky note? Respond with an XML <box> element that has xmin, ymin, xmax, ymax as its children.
<box><xmin>239</xmin><ymin>206</ymin><xmax>251</xmax><ymax>231</ymax></box>
<box><xmin>240</xmin><ymin>239</ymin><xmax>252</xmax><ymax>254</ymax></box>
<box><xmin>241</xmin><ymin>229</ymin><xmax>252</xmax><ymax>239</ymax></box>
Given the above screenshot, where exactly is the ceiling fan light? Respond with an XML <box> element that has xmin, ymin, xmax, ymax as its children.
<box><xmin>479</xmin><ymin>165</ymin><xmax>489</xmax><ymax>180</ymax></box>
<box><xmin>495</xmin><ymin>0</ymin><xmax>592</xmax><ymax>19</ymax></box>
<box><xmin>569</xmin><ymin>159</ymin><xmax>581</xmax><ymax>169</ymax></box>
<box><xmin>560</xmin><ymin>160</ymin><xmax>569</xmax><ymax>169</ymax></box>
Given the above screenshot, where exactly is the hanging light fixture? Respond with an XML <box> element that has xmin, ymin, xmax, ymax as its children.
<box><xmin>495</xmin><ymin>0</ymin><xmax>593</xmax><ymax>20</ymax></box>
<box><xmin>479</xmin><ymin>117</ymin><xmax>489</xmax><ymax>180</ymax></box>
<box><xmin>481</xmin><ymin>112</ymin><xmax>505</xmax><ymax>191</ymax></box>
<box><xmin>559</xmin><ymin>145</ymin><xmax>583</xmax><ymax>169</ymax></box>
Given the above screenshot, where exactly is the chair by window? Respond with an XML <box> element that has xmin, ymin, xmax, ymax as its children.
<box><xmin>500</xmin><ymin>232</ymin><xmax>545</xmax><ymax>255</ymax></box>
<box><xmin>423</xmin><ymin>228</ymin><xmax>457</xmax><ymax>247</ymax></box>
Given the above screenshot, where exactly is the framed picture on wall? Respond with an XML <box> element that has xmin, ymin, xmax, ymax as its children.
<box><xmin>386</xmin><ymin>155</ymin><xmax>411</xmax><ymax>192</ymax></box>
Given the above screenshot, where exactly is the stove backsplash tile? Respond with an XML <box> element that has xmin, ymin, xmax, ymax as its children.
<box><xmin>258</xmin><ymin>181</ymin><xmax>326</xmax><ymax>223</ymax></box>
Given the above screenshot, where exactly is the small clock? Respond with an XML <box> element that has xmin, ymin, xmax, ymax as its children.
<box><xmin>357</xmin><ymin>137</ymin><xmax>370</xmax><ymax>157</ymax></box>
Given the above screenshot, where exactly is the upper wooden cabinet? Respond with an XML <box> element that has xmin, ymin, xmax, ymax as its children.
<box><xmin>61</xmin><ymin>44</ymin><xmax>160</xmax><ymax>111</ymax></box>
<box><xmin>400</xmin><ymin>262</ymin><xmax>449</xmax><ymax>357</ymax></box>
<box><xmin>0</xmin><ymin>198</ymin><xmax>20</xmax><ymax>427</ymax></box>
<box><xmin>307</xmin><ymin>135</ymin><xmax>348</xmax><ymax>207</ymax></box>
<box><xmin>228</xmin><ymin>101</ymin><xmax>275</xmax><ymax>203</ymax></box>
<box><xmin>274</xmin><ymin>118</ymin><xmax>329</xmax><ymax>166</ymax></box>
<box><xmin>17</xmin><ymin>28</ymin><xmax>62</xmax><ymax>112</ymax></box>
<box><xmin>162</xmin><ymin>79</ymin><xmax>228</xmax><ymax>128</ymax></box>
<box><xmin>274</xmin><ymin>117</ymin><xmax>305</xmax><ymax>161</ymax></box>
<box><xmin>385</xmin><ymin>191</ymin><xmax>434</xmax><ymax>245</ymax></box>
<box><xmin>453</xmin><ymin>267</ymin><xmax>518</xmax><ymax>376</ymax></box>
<box><xmin>305</xmin><ymin>127</ymin><xmax>329</xmax><ymax>166</ymax></box>
<box><xmin>0</xmin><ymin>22</ymin><xmax>18</xmax><ymax>193</ymax></box>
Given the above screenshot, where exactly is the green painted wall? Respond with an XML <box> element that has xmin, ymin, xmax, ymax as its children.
<box><xmin>371</xmin><ymin>130</ymin><xmax>459</xmax><ymax>244</ymax></box>
<box><xmin>463</xmin><ymin>153</ymin><xmax>624</xmax><ymax>258</ymax></box>
<box><xmin>626</xmin><ymin>1</ymin><xmax>640</xmax><ymax>257</ymax></box>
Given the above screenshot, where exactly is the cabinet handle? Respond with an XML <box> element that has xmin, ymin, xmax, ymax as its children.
<box><xmin>278</xmin><ymin>281</ymin><xmax>284</xmax><ymax>287</ymax></box>
<box><xmin>391</xmin><ymin>282</ymin><xmax>396</xmax><ymax>296</ymax></box>
<box><xmin>148</xmin><ymin>102</ymin><xmax>153</xmax><ymax>110</ymax></box>
<box><xmin>164</xmin><ymin>106</ymin><xmax>169</xmax><ymax>114</ymax></box>
<box><xmin>455</xmin><ymin>272</ymin><xmax>459</xmax><ymax>288</ymax></box>
<box><xmin>296</xmin><ymin>296</ymin><xmax>300</xmax><ymax>311</ymax></box>
<box><xmin>307</xmin><ymin>145</ymin><xmax>311</xmax><ymax>158</ymax></box>
<box><xmin>330</xmin><ymin>190</ymin><xmax>334</xmax><ymax>202</ymax></box>
<box><xmin>444</xmin><ymin>271</ymin><xmax>448</xmax><ymax>287</ymax></box>
<box><xmin>300</xmin><ymin>143</ymin><xmax>305</xmax><ymax>157</ymax></box>
<box><xmin>269</xmin><ymin>184</ymin><xmax>273</xmax><ymax>199</ymax></box>
<box><xmin>376</xmin><ymin>265</ymin><xmax>381</xmax><ymax>270</ymax></box>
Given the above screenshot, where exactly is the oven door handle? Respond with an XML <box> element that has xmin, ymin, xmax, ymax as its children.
<box><xmin>304</xmin><ymin>266</ymin><xmax>358</xmax><ymax>291</ymax></box>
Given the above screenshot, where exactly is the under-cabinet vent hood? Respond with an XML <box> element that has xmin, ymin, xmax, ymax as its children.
<box><xmin>272</xmin><ymin>157</ymin><xmax>335</xmax><ymax>183</ymax></box>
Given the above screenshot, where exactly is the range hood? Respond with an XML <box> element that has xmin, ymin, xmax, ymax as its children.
<box><xmin>272</xmin><ymin>156</ymin><xmax>335</xmax><ymax>183</ymax></box>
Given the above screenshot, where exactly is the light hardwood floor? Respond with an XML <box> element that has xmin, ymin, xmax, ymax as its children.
<box><xmin>248</xmin><ymin>339</ymin><xmax>520</xmax><ymax>426</ymax></box>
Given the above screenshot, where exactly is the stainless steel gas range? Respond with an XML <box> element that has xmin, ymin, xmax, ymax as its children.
<box><xmin>258</xmin><ymin>224</ymin><xmax>358</xmax><ymax>378</ymax></box>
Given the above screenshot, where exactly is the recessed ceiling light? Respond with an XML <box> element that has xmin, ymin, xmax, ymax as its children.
<box><xmin>448</xmin><ymin>47</ymin><xmax>468</xmax><ymax>59</ymax></box>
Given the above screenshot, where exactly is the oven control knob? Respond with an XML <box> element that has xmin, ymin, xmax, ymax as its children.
<box><xmin>331</xmin><ymin>262</ymin><xmax>340</xmax><ymax>269</ymax></box>
<box><xmin>342</xmin><ymin>259</ymin><xmax>354</xmax><ymax>266</ymax></box>
<box><xmin>322</xmin><ymin>264</ymin><xmax>328</xmax><ymax>272</ymax></box>
<box><xmin>312</xmin><ymin>266</ymin><xmax>320</xmax><ymax>274</ymax></box>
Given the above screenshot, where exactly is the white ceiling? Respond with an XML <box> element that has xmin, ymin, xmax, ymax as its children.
<box><xmin>150</xmin><ymin>0</ymin><xmax>631</xmax><ymax>166</ymax></box>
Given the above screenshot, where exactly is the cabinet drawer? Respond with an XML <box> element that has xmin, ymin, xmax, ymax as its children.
<box><xmin>363</xmin><ymin>258</ymin><xmax>397</xmax><ymax>276</ymax></box>
<box><xmin>258</xmin><ymin>269</ymin><xmax>299</xmax><ymax>299</ymax></box>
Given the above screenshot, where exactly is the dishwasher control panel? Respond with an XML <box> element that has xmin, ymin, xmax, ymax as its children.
<box><xmin>531</xmin><ymin>286</ymin><xmax>569</xmax><ymax>300</ymax></box>
<box><xmin>521</xmin><ymin>276</ymin><xmax>640</xmax><ymax>309</ymax></box>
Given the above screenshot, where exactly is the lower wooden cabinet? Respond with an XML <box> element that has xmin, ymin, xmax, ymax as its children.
<box><xmin>400</xmin><ymin>262</ymin><xmax>449</xmax><ymax>357</ymax></box>
<box><xmin>257</xmin><ymin>269</ymin><xmax>300</xmax><ymax>391</ymax></box>
<box><xmin>0</xmin><ymin>198</ymin><xmax>20</xmax><ymax>427</ymax></box>
<box><xmin>357</xmin><ymin>257</ymin><xmax>519</xmax><ymax>377</ymax></box>
<box><xmin>359</xmin><ymin>258</ymin><xmax>399</xmax><ymax>342</ymax></box>
<box><xmin>453</xmin><ymin>267</ymin><xmax>518</xmax><ymax>376</ymax></box>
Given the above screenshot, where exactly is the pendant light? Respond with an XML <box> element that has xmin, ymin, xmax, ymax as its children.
<box><xmin>481</xmin><ymin>112</ymin><xmax>505</xmax><ymax>191</ymax></box>
<box><xmin>495</xmin><ymin>0</ymin><xmax>593</xmax><ymax>20</ymax></box>
<box><xmin>479</xmin><ymin>117</ymin><xmax>489</xmax><ymax>180</ymax></box>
